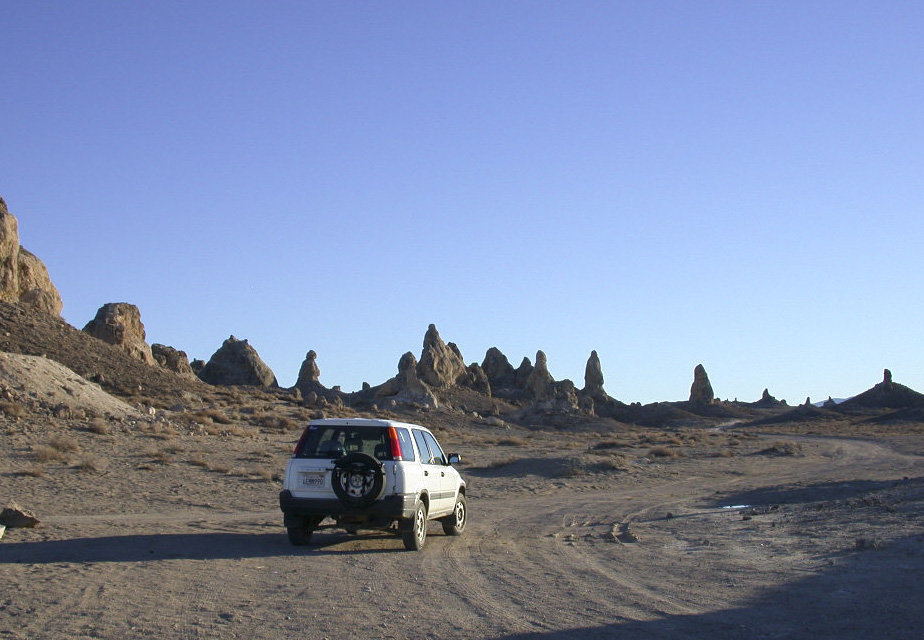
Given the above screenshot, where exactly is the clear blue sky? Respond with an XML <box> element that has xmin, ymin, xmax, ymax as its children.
<box><xmin>3</xmin><ymin>2</ymin><xmax>922</xmax><ymax>404</ymax></box>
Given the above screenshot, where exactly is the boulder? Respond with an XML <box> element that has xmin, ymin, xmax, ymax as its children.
<box><xmin>0</xmin><ymin>197</ymin><xmax>63</xmax><ymax>316</ymax></box>
<box><xmin>583</xmin><ymin>350</ymin><xmax>608</xmax><ymax>403</ymax></box>
<box><xmin>482</xmin><ymin>347</ymin><xmax>517</xmax><ymax>390</ymax></box>
<box><xmin>83</xmin><ymin>303</ymin><xmax>156</xmax><ymax>365</ymax></box>
<box><xmin>0</xmin><ymin>502</ymin><xmax>39</xmax><ymax>528</ymax></box>
<box><xmin>689</xmin><ymin>364</ymin><xmax>715</xmax><ymax>406</ymax></box>
<box><xmin>417</xmin><ymin>324</ymin><xmax>467</xmax><ymax>388</ymax></box>
<box><xmin>525</xmin><ymin>350</ymin><xmax>554</xmax><ymax>400</ymax></box>
<box><xmin>151</xmin><ymin>344</ymin><xmax>196</xmax><ymax>379</ymax></box>
<box><xmin>197</xmin><ymin>335</ymin><xmax>278</xmax><ymax>387</ymax></box>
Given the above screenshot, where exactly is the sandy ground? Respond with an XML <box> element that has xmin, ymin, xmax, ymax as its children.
<box><xmin>2</xmin><ymin>385</ymin><xmax>923</xmax><ymax>639</ymax></box>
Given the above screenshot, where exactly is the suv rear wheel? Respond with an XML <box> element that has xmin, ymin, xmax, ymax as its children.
<box><xmin>440</xmin><ymin>494</ymin><xmax>467</xmax><ymax>536</ymax></box>
<box><xmin>287</xmin><ymin>516</ymin><xmax>322</xmax><ymax>546</ymax></box>
<box><xmin>401</xmin><ymin>501</ymin><xmax>428</xmax><ymax>551</ymax></box>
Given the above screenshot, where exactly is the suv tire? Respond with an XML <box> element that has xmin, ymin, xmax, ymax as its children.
<box><xmin>287</xmin><ymin>516</ymin><xmax>321</xmax><ymax>546</ymax></box>
<box><xmin>401</xmin><ymin>501</ymin><xmax>428</xmax><ymax>551</ymax></box>
<box><xmin>440</xmin><ymin>494</ymin><xmax>467</xmax><ymax>536</ymax></box>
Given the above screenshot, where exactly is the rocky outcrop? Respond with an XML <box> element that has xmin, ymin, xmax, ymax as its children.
<box><xmin>841</xmin><ymin>369</ymin><xmax>924</xmax><ymax>409</ymax></box>
<box><xmin>466</xmin><ymin>363</ymin><xmax>492</xmax><ymax>396</ymax></box>
<box><xmin>295</xmin><ymin>350</ymin><xmax>322</xmax><ymax>391</ymax></box>
<box><xmin>83</xmin><ymin>303</ymin><xmax>156</xmax><ymax>365</ymax></box>
<box><xmin>151</xmin><ymin>344</ymin><xmax>196</xmax><ymax>379</ymax></box>
<box><xmin>417</xmin><ymin>324</ymin><xmax>467</xmax><ymax>388</ymax></box>
<box><xmin>515</xmin><ymin>357</ymin><xmax>534</xmax><ymax>389</ymax></box>
<box><xmin>525</xmin><ymin>351</ymin><xmax>554</xmax><ymax>400</ymax></box>
<box><xmin>482</xmin><ymin>347</ymin><xmax>517</xmax><ymax>390</ymax></box>
<box><xmin>376</xmin><ymin>351</ymin><xmax>438</xmax><ymax>409</ymax></box>
<box><xmin>754</xmin><ymin>388</ymin><xmax>785</xmax><ymax>407</ymax></box>
<box><xmin>0</xmin><ymin>502</ymin><xmax>39</xmax><ymax>528</ymax></box>
<box><xmin>689</xmin><ymin>364</ymin><xmax>715</xmax><ymax>407</ymax></box>
<box><xmin>0</xmin><ymin>197</ymin><xmax>63</xmax><ymax>316</ymax></box>
<box><xmin>197</xmin><ymin>335</ymin><xmax>277</xmax><ymax>387</ymax></box>
<box><xmin>582</xmin><ymin>350</ymin><xmax>608</xmax><ymax>403</ymax></box>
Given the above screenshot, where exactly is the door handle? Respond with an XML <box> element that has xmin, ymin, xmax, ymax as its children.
<box><xmin>441</xmin><ymin>472</ymin><xmax>445</xmax><ymax>477</ymax></box>
<box><xmin>424</xmin><ymin>470</ymin><xmax>429</xmax><ymax>476</ymax></box>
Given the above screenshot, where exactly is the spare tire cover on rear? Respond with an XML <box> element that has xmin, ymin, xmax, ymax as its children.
<box><xmin>331</xmin><ymin>452</ymin><xmax>385</xmax><ymax>508</ymax></box>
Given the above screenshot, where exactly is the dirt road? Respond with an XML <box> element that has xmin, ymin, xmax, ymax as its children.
<box><xmin>2</xmin><ymin>434</ymin><xmax>922</xmax><ymax>640</ymax></box>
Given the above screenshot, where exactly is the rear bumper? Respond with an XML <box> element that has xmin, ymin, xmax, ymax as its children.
<box><xmin>279</xmin><ymin>490</ymin><xmax>418</xmax><ymax>522</ymax></box>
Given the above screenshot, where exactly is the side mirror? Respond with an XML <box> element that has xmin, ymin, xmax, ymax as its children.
<box><xmin>448</xmin><ymin>453</ymin><xmax>462</xmax><ymax>465</ymax></box>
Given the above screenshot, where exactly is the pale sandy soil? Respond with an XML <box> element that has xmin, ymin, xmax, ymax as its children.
<box><xmin>2</xmin><ymin>386</ymin><xmax>923</xmax><ymax>639</ymax></box>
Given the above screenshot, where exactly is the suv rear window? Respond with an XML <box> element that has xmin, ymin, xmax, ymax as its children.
<box><xmin>295</xmin><ymin>425</ymin><xmax>395</xmax><ymax>460</ymax></box>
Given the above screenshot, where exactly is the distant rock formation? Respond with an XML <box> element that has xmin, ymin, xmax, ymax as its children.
<box><xmin>582</xmin><ymin>350</ymin><xmax>608</xmax><ymax>403</ymax></box>
<box><xmin>515</xmin><ymin>357</ymin><xmax>534</xmax><ymax>390</ymax></box>
<box><xmin>376</xmin><ymin>351</ymin><xmax>438</xmax><ymax>409</ymax></box>
<box><xmin>0</xmin><ymin>197</ymin><xmax>63</xmax><ymax>316</ymax></box>
<box><xmin>482</xmin><ymin>347</ymin><xmax>517</xmax><ymax>390</ymax></box>
<box><xmin>754</xmin><ymin>388</ymin><xmax>785</xmax><ymax>407</ymax></box>
<box><xmin>197</xmin><ymin>335</ymin><xmax>277</xmax><ymax>387</ymax></box>
<box><xmin>151</xmin><ymin>344</ymin><xmax>196</xmax><ymax>379</ymax></box>
<box><xmin>689</xmin><ymin>364</ymin><xmax>715</xmax><ymax>406</ymax></box>
<box><xmin>466</xmin><ymin>362</ymin><xmax>492</xmax><ymax>396</ymax></box>
<box><xmin>417</xmin><ymin>324</ymin><xmax>467</xmax><ymax>388</ymax></box>
<box><xmin>295</xmin><ymin>350</ymin><xmax>322</xmax><ymax>391</ymax></box>
<box><xmin>83</xmin><ymin>303</ymin><xmax>156</xmax><ymax>365</ymax></box>
<box><xmin>841</xmin><ymin>369</ymin><xmax>924</xmax><ymax>409</ymax></box>
<box><xmin>525</xmin><ymin>350</ymin><xmax>554</xmax><ymax>400</ymax></box>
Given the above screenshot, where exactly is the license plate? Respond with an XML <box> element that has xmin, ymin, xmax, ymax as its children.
<box><xmin>300</xmin><ymin>471</ymin><xmax>326</xmax><ymax>488</ymax></box>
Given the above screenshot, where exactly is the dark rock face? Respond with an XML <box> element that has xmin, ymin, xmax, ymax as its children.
<box><xmin>525</xmin><ymin>350</ymin><xmax>554</xmax><ymax>400</ymax></box>
<box><xmin>417</xmin><ymin>324</ymin><xmax>467</xmax><ymax>388</ymax></box>
<box><xmin>841</xmin><ymin>369</ymin><xmax>924</xmax><ymax>409</ymax></box>
<box><xmin>151</xmin><ymin>344</ymin><xmax>196</xmax><ymax>379</ymax></box>
<box><xmin>482</xmin><ymin>347</ymin><xmax>517</xmax><ymax>390</ymax></box>
<box><xmin>583</xmin><ymin>350</ymin><xmax>608</xmax><ymax>403</ymax></box>
<box><xmin>515</xmin><ymin>357</ymin><xmax>534</xmax><ymax>390</ymax></box>
<box><xmin>83</xmin><ymin>303</ymin><xmax>156</xmax><ymax>365</ymax></box>
<box><xmin>466</xmin><ymin>363</ymin><xmax>492</xmax><ymax>396</ymax></box>
<box><xmin>197</xmin><ymin>335</ymin><xmax>277</xmax><ymax>387</ymax></box>
<box><xmin>755</xmin><ymin>388</ymin><xmax>784</xmax><ymax>407</ymax></box>
<box><xmin>689</xmin><ymin>364</ymin><xmax>715</xmax><ymax>406</ymax></box>
<box><xmin>0</xmin><ymin>197</ymin><xmax>63</xmax><ymax>316</ymax></box>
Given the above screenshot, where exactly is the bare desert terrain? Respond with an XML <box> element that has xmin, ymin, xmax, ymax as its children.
<box><xmin>2</xmin><ymin>367</ymin><xmax>922</xmax><ymax>640</ymax></box>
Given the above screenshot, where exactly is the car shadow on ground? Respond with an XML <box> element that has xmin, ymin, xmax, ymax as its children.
<box><xmin>0</xmin><ymin>528</ymin><xmax>418</xmax><ymax>563</ymax></box>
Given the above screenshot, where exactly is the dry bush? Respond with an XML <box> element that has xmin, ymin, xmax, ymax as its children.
<box><xmin>143</xmin><ymin>448</ymin><xmax>173</xmax><ymax>465</ymax></box>
<box><xmin>87</xmin><ymin>417</ymin><xmax>110</xmax><ymax>435</ymax></box>
<box><xmin>592</xmin><ymin>439</ymin><xmax>631</xmax><ymax>450</ymax></box>
<box><xmin>187</xmin><ymin>456</ymin><xmax>210</xmax><ymax>468</ymax></box>
<box><xmin>74</xmin><ymin>456</ymin><xmax>102</xmax><ymax>473</ymax></box>
<box><xmin>257</xmin><ymin>414</ymin><xmax>296</xmax><ymax>431</ymax></box>
<box><xmin>49</xmin><ymin>435</ymin><xmax>80</xmax><ymax>452</ymax></box>
<box><xmin>496</xmin><ymin>436</ymin><xmax>527</xmax><ymax>446</ymax></box>
<box><xmin>487</xmin><ymin>455</ymin><xmax>521</xmax><ymax>469</ymax></box>
<box><xmin>33</xmin><ymin>444</ymin><xmax>69</xmax><ymax>464</ymax></box>
<box><xmin>754</xmin><ymin>441</ymin><xmax>803</xmax><ymax>456</ymax></box>
<box><xmin>16</xmin><ymin>464</ymin><xmax>46</xmax><ymax>477</ymax></box>
<box><xmin>0</xmin><ymin>400</ymin><xmax>26</xmax><ymax>419</ymax></box>
<box><xmin>251</xmin><ymin>468</ymin><xmax>276</xmax><ymax>482</ymax></box>
<box><xmin>140</xmin><ymin>422</ymin><xmax>178</xmax><ymax>440</ymax></box>
<box><xmin>195</xmin><ymin>409</ymin><xmax>232</xmax><ymax>425</ymax></box>
<box><xmin>647</xmin><ymin>446</ymin><xmax>683</xmax><ymax>459</ymax></box>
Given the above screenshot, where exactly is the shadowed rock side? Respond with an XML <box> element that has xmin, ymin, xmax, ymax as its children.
<box><xmin>841</xmin><ymin>369</ymin><xmax>924</xmax><ymax>409</ymax></box>
<box><xmin>583</xmin><ymin>350</ymin><xmax>609</xmax><ymax>404</ymax></box>
<box><xmin>0</xmin><ymin>197</ymin><xmax>63</xmax><ymax>316</ymax></box>
<box><xmin>83</xmin><ymin>302</ymin><xmax>156</xmax><ymax>365</ymax></box>
<box><xmin>689</xmin><ymin>364</ymin><xmax>715</xmax><ymax>407</ymax></box>
<box><xmin>293</xmin><ymin>350</ymin><xmax>346</xmax><ymax>408</ymax></box>
<box><xmin>482</xmin><ymin>347</ymin><xmax>517</xmax><ymax>391</ymax></box>
<box><xmin>371</xmin><ymin>351</ymin><xmax>438</xmax><ymax>409</ymax></box>
<box><xmin>151</xmin><ymin>343</ymin><xmax>196</xmax><ymax>379</ymax></box>
<box><xmin>197</xmin><ymin>335</ymin><xmax>278</xmax><ymax>387</ymax></box>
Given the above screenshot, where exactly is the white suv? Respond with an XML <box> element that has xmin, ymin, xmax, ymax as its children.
<box><xmin>279</xmin><ymin>418</ymin><xmax>467</xmax><ymax>550</ymax></box>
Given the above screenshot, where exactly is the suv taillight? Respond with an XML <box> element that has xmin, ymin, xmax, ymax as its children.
<box><xmin>293</xmin><ymin>428</ymin><xmax>310</xmax><ymax>456</ymax></box>
<box><xmin>386</xmin><ymin>426</ymin><xmax>403</xmax><ymax>461</ymax></box>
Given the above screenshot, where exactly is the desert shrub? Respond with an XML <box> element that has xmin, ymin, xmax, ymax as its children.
<box><xmin>33</xmin><ymin>444</ymin><xmax>69</xmax><ymax>464</ymax></box>
<box><xmin>496</xmin><ymin>436</ymin><xmax>527</xmax><ymax>446</ymax></box>
<box><xmin>0</xmin><ymin>400</ymin><xmax>26</xmax><ymax>418</ymax></box>
<box><xmin>143</xmin><ymin>448</ymin><xmax>173</xmax><ymax>465</ymax></box>
<box><xmin>87</xmin><ymin>417</ymin><xmax>110</xmax><ymax>435</ymax></box>
<box><xmin>257</xmin><ymin>415</ymin><xmax>296</xmax><ymax>431</ymax></box>
<box><xmin>16</xmin><ymin>464</ymin><xmax>46</xmax><ymax>477</ymax></box>
<box><xmin>754</xmin><ymin>441</ymin><xmax>802</xmax><ymax>456</ymax></box>
<box><xmin>487</xmin><ymin>455</ymin><xmax>521</xmax><ymax>469</ymax></box>
<box><xmin>194</xmin><ymin>409</ymin><xmax>232</xmax><ymax>425</ymax></box>
<box><xmin>74</xmin><ymin>456</ymin><xmax>102</xmax><ymax>473</ymax></box>
<box><xmin>647</xmin><ymin>446</ymin><xmax>683</xmax><ymax>459</ymax></box>
<box><xmin>187</xmin><ymin>456</ymin><xmax>210</xmax><ymax>468</ymax></box>
<box><xmin>48</xmin><ymin>436</ymin><xmax>80</xmax><ymax>452</ymax></box>
<box><xmin>592</xmin><ymin>439</ymin><xmax>631</xmax><ymax>450</ymax></box>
